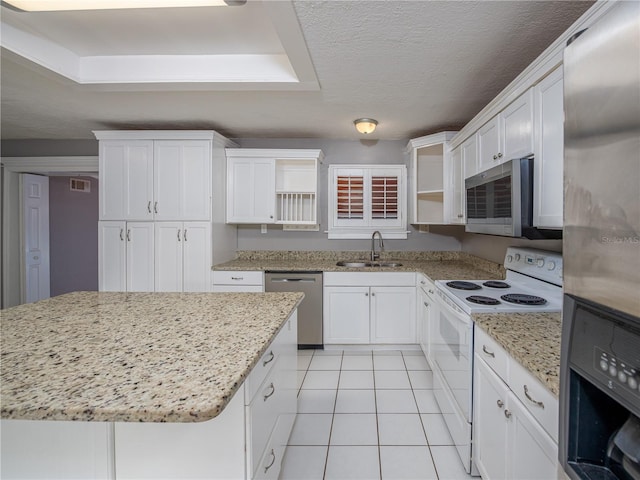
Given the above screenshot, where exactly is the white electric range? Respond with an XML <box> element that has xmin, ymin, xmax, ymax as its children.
<box><xmin>427</xmin><ymin>247</ymin><xmax>563</xmax><ymax>474</ymax></box>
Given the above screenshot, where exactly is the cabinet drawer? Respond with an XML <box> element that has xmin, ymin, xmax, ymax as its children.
<box><xmin>212</xmin><ymin>270</ymin><xmax>263</xmax><ymax>286</ymax></box>
<box><xmin>245</xmin><ymin>343</ymin><xmax>281</xmax><ymax>404</ymax></box>
<box><xmin>509</xmin><ymin>358</ymin><xmax>559</xmax><ymax>443</ymax></box>
<box><xmin>475</xmin><ymin>327</ymin><xmax>509</xmax><ymax>383</ymax></box>
<box><xmin>246</xmin><ymin>361</ymin><xmax>288</xmax><ymax>479</ymax></box>
<box><xmin>324</xmin><ymin>272</ymin><xmax>415</xmax><ymax>287</ymax></box>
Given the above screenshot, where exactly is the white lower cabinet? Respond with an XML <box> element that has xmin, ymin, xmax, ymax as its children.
<box><xmin>1</xmin><ymin>314</ymin><xmax>297</xmax><ymax>480</ymax></box>
<box><xmin>323</xmin><ymin>272</ymin><xmax>416</xmax><ymax>345</ymax></box>
<box><xmin>473</xmin><ymin>326</ymin><xmax>558</xmax><ymax>480</ymax></box>
<box><xmin>417</xmin><ymin>274</ymin><xmax>437</xmax><ymax>358</ymax></box>
<box><xmin>154</xmin><ymin>222</ymin><xmax>211</xmax><ymax>292</ymax></box>
<box><xmin>98</xmin><ymin>221</ymin><xmax>154</xmax><ymax>292</ymax></box>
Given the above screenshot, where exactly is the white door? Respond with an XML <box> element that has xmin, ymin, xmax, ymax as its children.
<box><xmin>370</xmin><ymin>286</ymin><xmax>416</xmax><ymax>344</ymax></box>
<box><xmin>182</xmin><ymin>222</ymin><xmax>211</xmax><ymax>292</ymax></box>
<box><xmin>227</xmin><ymin>157</ymin><xmax>275</xmax><ymax>223</ymax></box>
<box><xmin>461</xmin><ymin>135</ymin><xmax>478</xmax><ymax>179</ymax></box>
<box><xmin>323</xmin><ymin>286</ymin><xmax>370</xmax><ymax>344</ymax></box>
<box><xmin>126</xmin><ymin>222</ymin><xmax>154</xmax><ymax>292</ymax></box>
<box><xmin>154</xmin><ymin>141</ymin><xmax>211</xmax><ymax>221</ymax></box>
<box><xmin>98</xmin><ymin>221</ymin><xmax>126</xmax><ymax>291</ymax></box>
<box><xmin>473</xmin><ymin>356</ymin><xmax>510</xmax><ymax>480</ymax></box>
<box><xmin>501</xmin><ymin>90</ymin><xmax>534</xmax><ymax>161</ymax></box>
<box><xmin>22</xmin><ymin>174</ymin><xmax>50</xmax><ymax>303</ymax></box>
<box><xmin>154</xmin><ymin>222</ymin><xmax>182</xmax><ymax>292</ymax></box>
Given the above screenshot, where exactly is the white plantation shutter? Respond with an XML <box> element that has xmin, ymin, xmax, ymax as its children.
<box><xmin>371</xmin><ymin>176</ymin><xmax>398</xmax><ymax>219</ymax></box>
<box><xmin>337</xmin><ymin>175</ymin><xmax>364</xmax><ymax>219</ymax></box>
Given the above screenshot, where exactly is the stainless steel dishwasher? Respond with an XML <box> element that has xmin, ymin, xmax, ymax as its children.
<box><xmin>265</xmin><ymin>271</ymin><xmax>323</xmax><ymax>349</ymax></box>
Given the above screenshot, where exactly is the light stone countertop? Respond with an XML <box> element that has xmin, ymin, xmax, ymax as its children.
<box><xmin>472</xmin><ymin>312</ymin><xmax>562</xmax><ymax>397</ymax></box>
<box><xmin>213</xmin><ymin>250</ymin><xmax>505</xmax><ymax>280</ymax></box>
<box><xmin>1</xmin><ymin>291</ymin><xmax>304</xmax><ymax>423</ymax></box>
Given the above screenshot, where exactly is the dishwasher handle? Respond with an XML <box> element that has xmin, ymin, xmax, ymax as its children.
<box><xmin>269</xmin><ymin>278</ymin><xmax>316</xmax><ymax>283</ymax></box>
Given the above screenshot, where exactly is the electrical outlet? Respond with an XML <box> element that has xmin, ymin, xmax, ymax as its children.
<box><xmin>261</xmin><ymin>224</ymin><xmax>267</xmax><ymax>234</ymax></box>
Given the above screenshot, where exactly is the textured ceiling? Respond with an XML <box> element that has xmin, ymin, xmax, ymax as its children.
<box><xmin>0</xmin><ymin>0</ymin><xmax>594</xmax><ymax>141</ymax></box>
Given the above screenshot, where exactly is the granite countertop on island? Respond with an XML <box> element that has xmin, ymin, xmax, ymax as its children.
<box><xmin>472</xmin><ymin>312</ymin><xmax>562</xmax><ymax>396</ymax></box>
<box><xmin>213</xmin><ymin>250</ymin><xmax>506</xmax><ymax>280</ymax></box>
<box><xmin>1</xmin><ymin>291</ymin><xmax>304</xmax><ymax>423</ymax></box>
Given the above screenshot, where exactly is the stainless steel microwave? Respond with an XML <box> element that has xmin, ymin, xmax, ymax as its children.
<box><xmin>465</xmin><ymin>157</ymin><xmax>559</xmax><ymax>239</ymax></box>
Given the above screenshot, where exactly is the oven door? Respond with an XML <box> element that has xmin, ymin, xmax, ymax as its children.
<box><xmin>429</xmin><ymin>290</ymin><xmax>475</xmax><ymax>473</ymax></box>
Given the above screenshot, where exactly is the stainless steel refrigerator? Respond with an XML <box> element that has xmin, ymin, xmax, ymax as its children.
<box><xmin>560</xmin><ymin>2</ymin><xmax>640</xmax><ymax>479</ymax></box>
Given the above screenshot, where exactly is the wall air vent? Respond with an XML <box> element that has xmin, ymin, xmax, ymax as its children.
<box><xmin>69</xmin><ymin>178</ymin><xmax>91</xmax><ymax>193</ymax></box>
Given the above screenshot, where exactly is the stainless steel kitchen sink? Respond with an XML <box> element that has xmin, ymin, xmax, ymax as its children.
<box><xmin>336</xmin><ymin>261</ymin><xmax>403</xmax><ymax>268</ymax></box>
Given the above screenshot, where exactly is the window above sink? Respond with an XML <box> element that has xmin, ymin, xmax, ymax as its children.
<box><xmin>328</xmin><ymin>164</ymin><xmax>408</xmax><ymax>239</ymax></box>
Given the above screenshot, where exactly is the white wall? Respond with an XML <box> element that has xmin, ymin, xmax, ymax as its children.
<box><xmin>234</xmin><ymin>137</ymin><xmax>464</xmax><ymax>252</ymax></box>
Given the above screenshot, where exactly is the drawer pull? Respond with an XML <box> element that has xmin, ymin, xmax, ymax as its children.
<box><xmin>264</xmin><ymin>449</ymin><xmax>276</xmax><ymax>473</ymax></box>
<box><xmin>231</xmin><ymin>277</ymin><xmax>244</xmax><ymax>281</ymax></box>
<box><xmin>263</xmin><ymin>383</ymin><xmax>275</xmax><ymax>401</ymax></box>
<box><xmin>482</xmin><ymin>345</ymin><xmax>495</xmax><ymax>358</ymax></box>
<box><xmin>423</xmin><ymin>302</ymin><xmax>429</xmax><ymax>307</ymax></box>
<box><xmin>504</xmin><ymin>409</ymin><xmax>512</xmax><ymax>419</ymax></box>
<box><xmin>263</xmin><ymin>350</ymin><xmax>275</xmax><ymax>366</ymax></box>
<box><xmin>497</xmin><ymin>399</ymin><xmax>504</xmax><ymax>409</ymax></box>
<box><xmin>524</xmin><ymin>385</ymin><xmax>545</xmax><ymax>409</ymax></box>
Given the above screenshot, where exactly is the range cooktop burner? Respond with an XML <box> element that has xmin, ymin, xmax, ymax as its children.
<box><xmin>501</xmin><ymin>293</ymin><xmax>547</xmax><ymax>305</ymax></box>
<box><xmin>483</xmin><ymin>281</ymin><xmax>511</xmax><ymax>289</ymax></box>
<box><xmin>446</xmin><ymin>281</ymin><xmax>481</xmax><ymax>291</ymax></box>
<box><xmin>466</xmin><ymin>295</ymin><xmax>501</xmax><ymax>305</ymax></box>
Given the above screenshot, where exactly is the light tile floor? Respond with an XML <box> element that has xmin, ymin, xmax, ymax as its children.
<box><xmin>279</xmin><ymin>349</ymin><xmax>476</xmax><ymax>480</ymax></box>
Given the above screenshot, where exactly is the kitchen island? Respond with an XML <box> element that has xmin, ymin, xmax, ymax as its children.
<box><xmin>1</xmin><ymin>291</ymin><xmax>303</xmax><ymax>479</ymax></box>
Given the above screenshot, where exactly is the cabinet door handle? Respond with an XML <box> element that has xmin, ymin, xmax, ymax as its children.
<box><xmin>263</xmin><ymin>350</ymin><xmax>275</xmax><ymax>366</ymax></box>
<box><xmin>264</xmin><ymin>449</ymin><xmax>276</xmax><ymax>474</ymax></box>
<box><xmin>497</xmin><ymin>399</ymin><xmax>504</xmax><ymax>408</ymax></box>
<box><xmin>428</xmin><ymin>289</ymin><xmax>434</xmax><ymax>294</ymax></box>
<box><xmin>482</xmin><ymin>345</ymin><xmax>495</xmax><ymax>358</ymax></box>
<box><xmin>423</xmin><ymin>302</ymin><xmax>429</xmax><ymax>307</ymax></box>
<box><xmin>126</xmin><ymin>229</ymin><xmax>131</xmax><ymax>242</ymax></box>
<box><xmin>524</xmin><ymin>385</ymin><xmax>545</xmax><ymax>409</ymax></box>
<box><xmin>183</xmin><ymin>229</ymin><xmax>187</xmax><ymax>242</ymax></box>
<box><xmin>493</xmin><ymin>154</ymin><xmax>498</xmax><ymax>160</ymax></box>
<box><xmin>231</xmin><ymin>277</ymin><xmax>244</xmax><ymax>281</ymax></box>
<box><xmin>457</xmin><ymin>214</ymin><xmax>464</xmax><ymax>218</ymax></box>
<box><xmin>147</xmin><ymin>201</ymin><xmax>151</xmax><ymax>214</ymax></box>
<box><xmin>365</xmin><ymin>292</ymin><xmax>369</xmax><ymax>297</ymax></box>
<box><xmin>263</xmin><ymin>382</ymin><xmax>275</xmax><ymax>401</ymax></box>
<box><xmin>497</xmin><ymin>152</ymin><xmax>503</xmax><ymax>158</ymax></box>
<box><xmin>504</xmin><ymin>409</ymin><xmax>512</xmax><ymax>418</ymax></box>
<box><xmin>119</xmin><ymin>228</ymin><xmax>124</xmax><ymax>241</ymax></box>
<box><xmin>371</xmin><ymin>292</ymin><xmax>375</xmax><ymax>297</ymax></box>
<box><xmin>177</xmin><ymin>229</ymin><xmax>181</xmax><ymax>241</ymax></box>
<box><xmin>154</xmin><ymin>201</ymin><xmax>158</xmax><ymax>214</ymax></box>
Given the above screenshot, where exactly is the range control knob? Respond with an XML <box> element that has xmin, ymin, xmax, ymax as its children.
<box><xmin>628</xmin><ymin>377</ymin><xmax>638</xmax><ymax>390</ymax></box>
<box><xmin>609</xmin><ymin>365</ymin><xmax>618</xmax><ymax>377</ymax></box>
<box><xmin>600</xmin><ymin>360</ymin><xmax>609</xmax><ymax>371</ymax></box>
<box><xmin>618</xmin><ymin>371</ymin><xmax>627</xmax><ymax>383</ymax></box>
<box><xmin>507</xmin><ymin>255</ymin><xmax>513</xmax><ymax>263</ymax></box>
<box><xmin>515</xmin><ymin>254</ymin><xmax>521</xmax><ymax>261</ymax></box>
<box><xmin>537</xmin><ymin>259</ymin><xmax>545</xmax><ymax>268</ymax></box>
<box><xmin>547</xmin><ymin>261</ymin><xmax>556</xmax><ymax>271</ymax></box>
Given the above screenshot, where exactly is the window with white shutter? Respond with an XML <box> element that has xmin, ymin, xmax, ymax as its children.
<box><xmin>328</xmin><ymin>165</ymin><xmax>406</xmax><ymax>239</ymax></box>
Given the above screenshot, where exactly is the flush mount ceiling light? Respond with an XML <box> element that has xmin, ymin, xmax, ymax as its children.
<box><xmin>1</xmin><ymin>0</ymin><xmax>245</xmax><ymax>11</ymax></box>
<box><xmin>354</xmin><ymin>118</ymin><xmax>378</xmax><ymax>135</ymax></box>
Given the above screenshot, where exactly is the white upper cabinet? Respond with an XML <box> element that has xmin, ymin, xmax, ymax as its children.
<box><xmin>99</xmin><ymin>141</ymin><xmax>154</xmax><ymax>221</ymax></box>
<box><xmin>477</xmin><ymin>91</ymin><xmax>534</xmax><ymax>173</ymax></box>
<box><xmin>461</xmin><ymin>134</ymin><xmax>478</xmax><ymax>179</ymax></box>
<box><xmin>446</xmin><ymin>145</ymin><xmax>465</xmax><ymax>224</ymax></box>
<box><xmin>98</xmin><ymin>136</ymin><xmax>213</xmax><ymax>222</ymax></box>
<box><xmin>227</xmin><ymin>155</ymin><xmax>276</xmax><ymax>224</ymax></box>
<box><xmin>328</xmin><ymin>164</ymin><xmax>407</xmax><ymax>238</ymax></box>
<box><xmin>226</xmin><ymin>149</ymin><xmax>322</xmax><ymax>225</ymax></box>
<box><xmin>533</xmin><ymin>66</ymin><xmax>564</xmax><ymax>229</ymax></box>
<box><xmin>154</xmin><ymin>141</ymin><xmax>211</xmax><ymax>221</ymax></box>
<box><xmin>406</xmin><ymin>131</ymin><xmax>458</xmax><ymax>226</ymax></box>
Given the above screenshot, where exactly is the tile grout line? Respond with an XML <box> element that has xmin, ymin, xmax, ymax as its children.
<box><xmin>322</xmin><ymin>349</ymin><xmax>342</xmax><ymax>480</ymax></box>
<box><xmin>403</xmin><ymin>350</ymin><xmax>442</xmax><ymax>480</ymax></box>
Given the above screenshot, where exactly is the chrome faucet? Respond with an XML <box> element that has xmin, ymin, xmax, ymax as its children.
<box><xmin>371</xmin><ymin>231</ymin><xmax>384</xmax><ymax>261</ymax></box>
